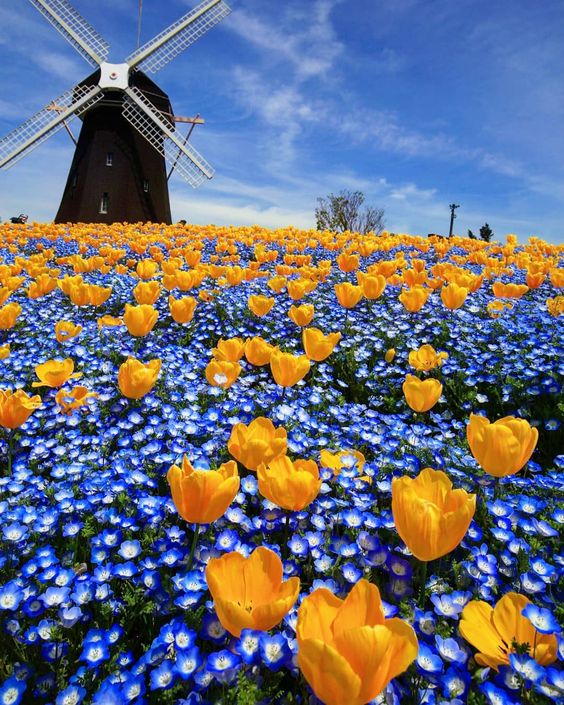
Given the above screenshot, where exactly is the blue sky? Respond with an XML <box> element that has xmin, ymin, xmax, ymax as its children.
<box><xmin>1</xmin><ymin>0</ymin><xmax>563</xmax><ymax>243</ymax></box>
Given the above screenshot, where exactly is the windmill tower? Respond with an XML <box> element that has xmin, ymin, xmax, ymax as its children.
<box><xmin>0</xmin><ymin>0</ymin><xmax>231</xmax><ymax>224</ymax></box>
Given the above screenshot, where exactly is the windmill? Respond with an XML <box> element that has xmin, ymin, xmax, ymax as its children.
<box><xmin>0</xmin><ymin>0</ymin><xmax>231</xmax><ymax>224</ymax></box>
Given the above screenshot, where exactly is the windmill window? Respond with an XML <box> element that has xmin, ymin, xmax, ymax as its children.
<box><xmin>143</xmin><ymin>179</ymin><xmax>149</xmax><ymax>193</ymax></box>
<box><xmin>100</xmin><ymin>193</ymin><xmax>109</xmax><ymax>214</ymax></box>
<box><xmin>106</xmin><ymin>152</ymin><xmax>113</xmax><ymax>166</ymax></box>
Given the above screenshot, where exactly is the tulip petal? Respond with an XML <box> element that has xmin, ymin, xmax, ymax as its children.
<box><xmin>298</xmin><ymin>639</ymin><xmax>362</xmax><ymax>705</ymax></box>
<box><xmin>332</xmin><ymin>579</ymin><xmax>385</xmax><ymax>637</ymax></box>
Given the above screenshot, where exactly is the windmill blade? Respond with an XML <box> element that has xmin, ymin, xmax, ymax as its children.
<box><xmin>0</xmin><ymin>84</ymin><xmax>103</xmax><ymax>169</ymax></box>
<box><xmin>28</xmin><ymin>0</ymin><xmax>109</xmax><ymax>67</ymax></box>
<box><xmin>126</xmin><ymin>0</ymin><xmax>230</xmax><ymax>74</ymax></box>
<box><xmin>122</xmin><ymin>86</ymin><xmax>213</xmax><ymax>187</ymax></box>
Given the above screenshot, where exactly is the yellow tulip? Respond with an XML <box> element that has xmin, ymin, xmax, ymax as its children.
<box><xmin>206</xmin><ymin>547</ymin><xmax>300</xmax><ymax>637</ymax></box>
<box><xmin>27</xmin><ymin>273</ymin><xmax>58</xmax><ymax>299</ymax></box>
<box><xmin>384</xmin><ymin>348</ymin><xmax>396</xmax><ymax>363</ymax></box>
<box><xmin>123</xmin><ymin>304</ymin><xmax>158</xmax><ymax>337</ymax></box>
<box><xmin>55</xmin><ymin>320</ymin><xmax>82</xmax><ymax>343</ymax></box>
<box><xmin>118</xmin><ymin>357</ymin><xmax>161</xmax><ymax>399</ymax></box>
<box><xmin>288</xmin><ymin>304</ymin><xmax>314</xmax><ymax>327</ymax></box>
<box><xmin>267</xmin><ymin>275</ymin><xmax>287</xmax><ymax>293</ymax></box>
<box><xmin>460</xmin><ymin>592</ymin><xmax>557</xmax><ymax>670</ymax></box>
<box><xmin>0</xmin><ymin>344</ymin><xmax>10</xmax><ymax>360</ymax></box>
<box><xmin>336</xmin><ymin>252</ymin><xmax>360</xmax><ymax>273</ymax></box>
<box><xmin>0</xmin><ymin>389</ymin><xmax>42</xmax><ymax>429</ymax></box>
<box><xmin>168</xmin><ymin>295</ymin><xmax>197</xmax><ymax>324</ymax></box>
<box><xmin>258</xmin><ymin>455</ymin><xmax>321</xmax><ymax>511</ymax></box>
<box><xmin>440</xmin><ymin>282</ymin><xmax>469</xmax><ymax>309</ymax></box>
<box><xmin>136</xmin><ymin>259</ymin><xmax>159</xmax><ymax>280</ymax></box>
<box><xmin>408</xmin><ymin>344</ymin><xmax>448</xmax><ymax>371</ymax></box>
<box><xmin>302</xmin><ymin>328</ymin><xmax>341</xmax><ymax>362</ymax></box>
<box><xmin>0</xmin><ymin>302</ymin><xmax>21</xmax><ymax>330</ymax></box>
<box><xmin>320</xmin><ymin>449</ymin><xmax>365</xmax><ymax>476</ymax></box>
<box><xmin>546</xmin><ymin>295</ymin><xmax>564</xmax><ymax>317</ymax></box>
<box><xmin>297</xmin><ymin>579</ymin><xmax>418</xmax><ymax>705</ymax></box>
<box><xmin>228</xmin><ymin>417</ymin><xmax>287</xmax><ymax>471</ymax></box>
<box><xmin>167</xmin><ymin>456</ymin><xmax>239</xmax><ymax>524</ymax></box>
<box><xmin>402</xmin><ymin>374</ymin><xmax>442</xmax><ymax>412</ymax></box>
<box><xmin>358</xmin><ymin>273</ymin><xmax>386</xmax><ymax>300</ymax></box>
<box><xmin>205</xmin><ymin>360</ymin><xmax>241</xmax><ymax>389</ymax></box>
<box><xmin>270</xmin><ymin>349</ymin><xmax>310</xmax><ymax>387</ymax></box>
<box><xmin>492</xmin><ymin>282</ymin><xmax>529</xmax><ymax>298</ymax></box>
<box><xmin>133</xmin><ymin>280</ymin><xmax>161</xmax><ymax>305</ymax></box>
<box><xmin>398</xmin><ymin>286</ymin><xmax>430</xmax><ymax>312</ymax></box>
<box><xmin>392</xmin><ymin>468</ymin><xmax>476</xmax><ymax>561</ymax></box>
<box><xmin>248</xmin><ymin>294</ymin><xmax>275</xmax><ymax>317</ymax></box>
<box><xmin>287</xmin><ymin>279</ymin><xmax>308</xmax><ymax>301</ymax></box>
<box><xmin>212</xmin><ymin>337</ymin><xmax>245</xmax><ymax>362</ymax></box>
<box><xmin>466</xmin><ymin>413</ymin><xmax>538</xmax><ymax>477</ymax></box>
<box><xmin>244</xmin><ymin>337</ymin><xmax>275</xmax><ymax>366</ymax></box>
<box><xmin>98</xmin><ymin>315</ymin><xmax>124</xmax><ymax>329</ymax></box>
<box><xmin>334</xmin><ymin>282</ymin><xmax>363</xmax><ymax>309</ymax></box>
<box><xmin>55</xmin><ymin>386</ymin><xmax>98</xmax><ymax>414</ymax></box>
<box><xmin>33</xmin><ymin>358</ymin><xmax>81</xmax><ymax>388</ymax></box>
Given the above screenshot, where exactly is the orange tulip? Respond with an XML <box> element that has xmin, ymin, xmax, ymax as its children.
<box><xmin>248</xmin><ymin>294</ymin><xmax>274</xmax><ymax>317</ymax></box>
<box><xmin>526</xmin><ymin>271</ymin><xmax>546</xmax><ymax>289</ymax></box>
<box><xmin>167</xmin><ymin>456</ymin><xmax>239</xmax><ymax>524</ymax></box>
<box><xmin>392</xmin><ymin>468</ymin><xmax>476</xmax><ymax>561</ymax></box>
<box><xmin>288</xmin><ymin>304</ymin><xmax>314</xmax><ymax>327</ymax></box>
<box><xmin>118</xmin><ymin>357</ymin><xmax>161</xmax><ymax>399</ymax></box>
<box><xmin>0</xmin><ymin>389</ymin><xmax>42</xmax><ymax>429</ymax></box>
<box><xmin>460</xmin><ymin>592</ymin><xmax>558</xmax><ymax>671</ymax></box>
<box><xmin>33</xmin><ymin>358</ymin><xmax>81</xmax><ymax>388</ymax></box>
<box><xmin>402</xmin><ymin>374</ymin><xmax>442</xmax><ymax>412</ymax></box>
<box><xmin>334</xmin><ymin>282</ymin><xmax>363</xmax><ymax>309</ymax></box>
<box><xmin>466</xmin><ymin>413</ymin><xmax>538</xmax><ymax>478</ymax></box>
<box><xmin>133</xmin><ymin>280</ymin><xmax>161</xmax><ymax>305</ymax></box>
<box><xmin>55</xmin><ymin>386</ymin><xmax>98</xmax><ymax>414</ymax></box>
<box><xmin>549</xmin><ymin>267</ymin><xmax>564</xmax><ymax>288</ymax></box>
<box><xmin>319</xmin><ymin>449</ymin><xmax>365</xmax><ymax>476</ymax></box>
<box><xmin>205</xmin><ymin>360</ymin><xmax>241</xmax><ymax>389</ymax></box>
<box><xmin>336</xmin><ymin>252</ymin><xmax>360</xmax><ymax>273</ymax></box>
<box><xmin>123</xmin><ymin>304</ymin><xmax>158</xmax><ymax>337</ymax></box>
<box><xmin>287</xmin><ymin>279</ymin><xmax>308</xmax><ymax>301</ymax></box>
<box><xmin>258</xmin><ymin>455</ymin><xmax>321</xmax><ymax>511</ymax></box>
<box><xmin>27</xmin><ymin>273</ymin><xmax>58</xmax><ymax>299</ymax></box>
<box><xmin>55</xmin><ymin>320</ymin><xmax>82</xmax><ymax>343</ymax></box>
<box><xmin>408</xmin><ymin>344</ymin><xmax>448</xmax><ymax>371</ymax></box>
<box><xmin>68</xmin><ymin>283</ymin><xmax>112</xmax><ymax>307</ymax></box>
<box><xmin>136</xmin><ymin>259</ymin><xmax>159</xmax><ymax>280</ymax></box>
<box><xmin>440</xmin><ymin>282</ymin><xmax>469</xmax><ymax>309</ymax></box>
<box><xmin>267</xmin><ymin>275</ymin><xmax>286</xmax><ymax>293</ymax></box>
<box><xmin>297</xmin><ymin>579</ymin><xmax>418</xmax><ymax>705</ymax></box>
<box><xmin>302</xmin><ymin>328</ymin><xmax>341</xmax><ymax>362</ymax></box>
<box><xmin>228</xmin><ymin>417</ymin><xmax>287</xmax><ymax>471</ymax></box>
<box><xmin>492</xmin><ymin>282</ymin><xmax>529</xmax><ymax>298</ymax></box>
<box><xmin>398</xmin><ymin>286</ymin><xmax>430</xmax><ymax>312</ymax></box>
<box><xmin>358</xmin><ymin>273</ymin><xmax>386</xmax><ymax>300</ymax></box>
<box><xmin>168</xmin><ymin>294</ymin><xmax>197</xmax><ymax>324</ymax></box>
<box><xmin>0</xmin><ymin>302</ymin><xmax>21</xmax><ymax>330</ymax></box>
<box><xmin>206</xmin><ymin>547</ymin><xmax>300</xmax><ymax>637</ymax></box>
<box><xmin>98</xmin><ymin>315</ymin><xmax>124</xmax><ymax>329</ymax></box>
<box><xmin>212</xmin><ymin>337</ymin><xmax>245</xmax><ymax>362</ymax></box>
<box><xmin>270</xmin><ymin>349</ymin><xmax>310</xmax><ymax>387</ymax></box>
<box><xmin>244</xmin><ymin>337</ymin><xmax>275</xmax><ymax>366</ymax></box>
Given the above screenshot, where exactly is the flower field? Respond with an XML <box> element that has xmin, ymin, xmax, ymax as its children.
<box><xmin>0</xmin><ymin>222</ymin><xmax>562</xmax><ymax>705</ymax></box>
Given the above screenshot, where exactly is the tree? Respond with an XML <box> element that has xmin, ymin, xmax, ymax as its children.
<box><xmin>315</xmin><ymin>190</ymin><xmax>385</xmax><ymax>234</ymax></box>
<box><xmin>479</xmin><ymin>223</ymin><xmax>493</xmax><ymax>242</ymax></box>
<box><xmin>467</xmin><ymin>229</ymin><xmax>476</xmax><ymax>240</ymax></box>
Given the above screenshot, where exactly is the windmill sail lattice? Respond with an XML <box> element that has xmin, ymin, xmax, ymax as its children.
<box><xmin>0</xmin><ymin>0</ymin><xmax>231</xmax><ymax>223</ymax></box>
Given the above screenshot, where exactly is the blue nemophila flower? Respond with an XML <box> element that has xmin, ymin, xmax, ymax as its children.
<box><xmin>121</xmin><ymin>674</ymin><xmax>145</xmax><ymax>702</ymax></box>
<box><xmin>175</xmin><ymin>646</ymin><xmax>202</xmax><ymax>680</ymax></box>
<box><xmin>2</xmin><ymin>523</ymin><xmax>28</xmax><ymax>542</ymax></box>
<box><xmin>521</xmin><ymin>604</ymin><xmax>561</xmax><ymax>634</ymax></box>
<box><xmin>509</xmin><ymin>653</ymin><xmax>546</xmax><ymax>684</ymax></box>
<box><xmin>59</xmin><ymin>605</ymin><xmax>82</xmax><ymax>628</ymax></box>
<box><xmin>55</xmin><ymin>684</ymin><xmax>86</xmax><ymax>705</ymax></box>
<box><xmin>288</xmin><ymin>535</ymin><xmax>309</xmax><ymax>557</ymax></box>
<box><xmin>235</xmin><ymin>629</ymin><xmax>262</xmax><ymax>665</ymax></box>
<box><xmin>200</xmin><ymin>613</ymin><xmax>227</xmax><ymax>644</ymax></box>
<box><xmin>79</xmin><ymin>640</ymin><xmax>110</xmax><ymax>668</ymax></box>
<box><xmin>149</xmin><ymin>659</ymin><xmax>176</xmax><ymax>690</ymax></box>
<box><xmin>441</xmin><ymin>665</ymin><xmax>471</xmax><ymax>698</ymax></box>
<box><xmin>0</xmin><ymin>677</ymin><xmax>27</xmax><ymax>705</ymax></box>
<box><xmin>416</xmin><ymin>643</ymin><xmax>443</xmax><ymax>674</ymax></box>
<box><xmin>118</xmin><ymin>540</ymin><xmax>141</xmax><ymax>560</ymax></box>
<box><xmin>520</xmin><ymin>571</ymin><xmax>547</xmax><ymax>594</ymax></box>
<box><xmin>0</xmin><ymin>582</ymin><xmax>24</xmax><ymax>611</ymax></box>
<box><xmin>91</xmin><ymin>682</ymin><xmax>122</xmax><ymax>705</ymax></box>
<box><xmin>435</xmin><ymin>636</ymin><xmax>467</xmax><ymax>664</ymax></box>
<box><xmin>207</xmin><ymin>650</ymin><xmax>241</xmax><ymax>684</ymax></box>
<box><xmin>259</xmin><ymin>633</ymin><xmax>292</xmax><ymax>671</ymax></box>
<box><xmin>214</xmin><ymin>529</ymin><xmax>240</xmax><ymax>552</ymax></box>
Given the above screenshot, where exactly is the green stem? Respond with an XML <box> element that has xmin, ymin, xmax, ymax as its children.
<box><xmin>6</xmin><ymin>430</ymin><xmax>14</xmax><ymax>477</ymax></box>
<box><xmin>186</xmin><ymin>523</ymin><xmax>200</xmax><ymax>571</ymax></box>
<box><xmin>418</xmin><ymin>560</ymin><xmax>428</xmax><ymax>607</ymax></box>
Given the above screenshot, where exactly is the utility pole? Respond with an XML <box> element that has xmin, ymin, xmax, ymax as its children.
<box><xmin>448</xmin><ymin>203</ymin><xmax>460</xmax><ymax>237</ymax></box>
